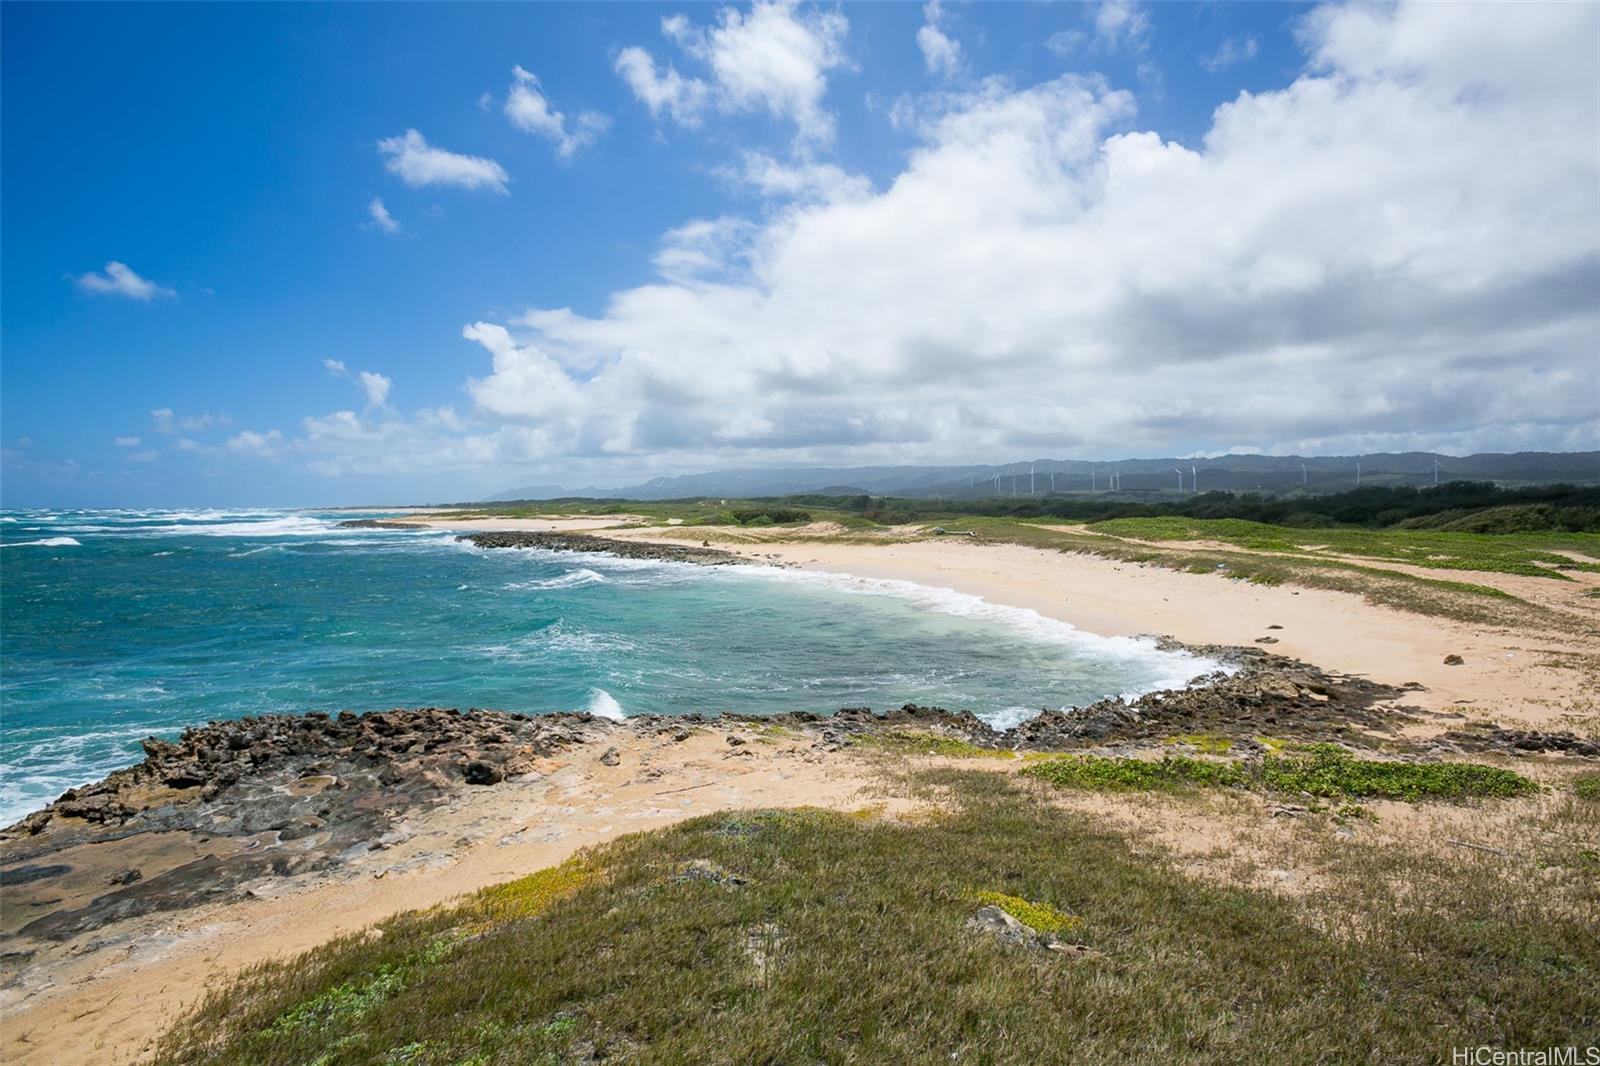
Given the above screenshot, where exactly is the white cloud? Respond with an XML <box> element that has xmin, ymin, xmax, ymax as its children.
<box><xmin>113</xmin><ymin>436</ymin><xmax>142</xmax><ymax>448</ymax></box>
<box><xmin>226</xmin><ymin>429</ymin><xmax>284</xmax><ymax>457</ymax></box>
<box><xmin>324</xmin><ymin>359</ymin><xmax>392</xmax><ymax>409</ymax></box>
<box><xmin>1046</xmin><ymin>30</ymin><xmax>1086</xmax><ymax>57</ymax></box>
<box><xmin>727</xmin><ymin>150</ymin><xmax>872</xmax><ymax>203</ymax></box>
<box><xmin>456</xmin><ymin>0</ymin><xmax>1599</xmax><ymax>468</ymax></box>
<box><xmin>357</xmin><ymin>371</ymin><xmax>392</xmax><ymax>409</ymax></box>
<box><xmin>1094</xmin><ymin>0</ymin><xmax>1149</xmax><ymax>49</ymax></box>
<box><xmin>917</xmin><ymin>1</ymin><xmax>963</xmax><ymax>78</ymax></box>
<box><xmin>1202</xmin><ymin>36</ymin><xmax>1259</xmax><ymax>72</ymax></box>
<box><xmin>73</xmin><ymin>261</ymin><xmax>175</xmax><ymax>300</ymax></box>
<box><xmin>125</xmin><ymin>449</ymin><xmax>159</xmax><ymax>463</ymax></box>
<box><xmin>503</xmin><ymin>66</ymin><xmax>609</xmax><ymax>158</ymax></box>
<box><xmin>616</xmin><ymin>2</ymin><xmax>849</xmax><ymax>144</ymax></box>
<box><xmin>377</xmin><ymin>129</ymin><xmax>509</xmax><ymax>193</ymax></box>
<box><xmin>183</xmin><ymin>1</ymin><xmax>1599</xmax><ymax>485</ymax></box>
<box><xmin>152</xmin><ymin>408</ymin><xmax>229</xmax><ymax>435</ymax></box>
<box><xmin>368</xmin><ymin>197</ymin><xmax>401</xmax><ymax>234</ymax></box>
<box><xmin>614</xmin><ymin>47</ymin><xmax>711</xmax><ymax>127</ymax></box>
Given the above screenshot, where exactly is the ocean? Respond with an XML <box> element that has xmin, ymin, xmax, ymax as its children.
<box><xmin>0</xmin><ymin>509</ymin><xmax>1216</xmax><ymax>824</ymax></box>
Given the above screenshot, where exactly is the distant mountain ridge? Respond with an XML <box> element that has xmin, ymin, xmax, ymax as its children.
<box><xmin>491</xmin><ymin>451</ymin><xmax>1600</xmax><ymax>502</ymax></box>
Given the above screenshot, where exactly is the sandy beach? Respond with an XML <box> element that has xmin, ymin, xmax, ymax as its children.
<box><xmin>478</xmin><ymin>520</ymin><xmax>1598</xmax><ymax>731</ymax></box>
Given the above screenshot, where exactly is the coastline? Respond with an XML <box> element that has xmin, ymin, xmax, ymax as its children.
<box><xmin>434</xmin><ymin>518</ymin><xmax>1596</xmax><ymax>731</ymax></box>
<box><xmin>2</xmin><ymin>518</ymin><xmax>1594</xmax><ymax>1063</ymax></box>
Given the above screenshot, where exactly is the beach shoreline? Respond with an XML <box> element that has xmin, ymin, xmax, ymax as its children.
<box><xmin>418</xmin><ymin>517</ymin><xmax>1595</xmax><ymax>731</ymax></box>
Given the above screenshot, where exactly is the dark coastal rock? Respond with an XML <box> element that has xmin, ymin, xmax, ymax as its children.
<box><xmin>335</xmin><ymin>519</ymin><xmax>418</xmax><ymax>530</ymax></box>
<box><xmin>1438</xmin><ymin>727</ymin><xmax>1600</xmax><ymax>759</ymax></box>
<box><xmin>0</xmin><ymin>708</ymin><xmax>607</xmax><ymax>941</ymax></box>
<box><xmin>1443</xmin><ymin>654</ymin><xmax>1465</xmax><ymax>665</ymax></box>
<box><xmin>0</xmin><ymin>864</ymin><xmax>71</xmax><ymax>887</ymax></box>
<box><xmin>461</xmin><ymin>530</ymin><xmax>750</xmax><ymax>566</ymax></box>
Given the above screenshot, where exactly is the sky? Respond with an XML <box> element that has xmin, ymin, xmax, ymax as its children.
<box><xmin>2</xmin><ymin>0</ymin><xmax>1597</xmax><ymax>507</ymax></box>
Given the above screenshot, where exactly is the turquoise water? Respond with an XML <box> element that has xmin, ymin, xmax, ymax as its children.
<box><xmin>0</xmin><ymin>509</ymin><xmax>1214</xmax><ymax>823</ymax></box>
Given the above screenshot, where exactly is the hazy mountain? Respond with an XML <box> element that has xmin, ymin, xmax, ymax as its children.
<box><xmin>492</xmin><ymin>451</ymin><xmax>1599</xmax><ymax>502</ymax></box>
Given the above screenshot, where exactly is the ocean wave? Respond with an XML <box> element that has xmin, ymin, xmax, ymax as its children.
<box><xmin>586</xmin><ymin>688</ymin><xmax>627</xmax><ymax>721</ymax></box>
<box><xmin>725</xmin><ymin>565</ymin><xmax>1227</xmax><ymax>719</ymax></box>
<box><xmin>1</xmin><ymin>536</ymin><xmax>81</xmax><ymax>548</ymax></box>
<box><xmin>505</xmin><ymin>568</ymin><xmax>609</xmax><ymax>591</ymax></box>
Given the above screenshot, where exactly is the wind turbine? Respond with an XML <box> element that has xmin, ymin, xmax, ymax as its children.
<box><xmin>1191</xmin><ymin>465</ymin><xmax>1197</xmax><ymax>494</ymax></box>
<box><xmin>1173</xmin><ymin>467</ymin><xmax>1184</xmax><ymax>492</ymax></box>
<box><xmin>1050</xmin><ymin>471</ymin><xmax>1056</xmax><ymax>493</ymax></box>
<box><xmin>1030</xmin><ymin>464</ymin><xmax>1036</xmax><ymax>496</ymax></box>
<box><xmin>1356</xmin><ymin>460</ymin><xmax>1362</xmax><ymax>487</ymax></box>
<box><xmin>1433</xmin><ymin>459</ymin><xmax>1441</xmax><ymax>486</ymax></box>
<box><xmin>1090</xmin><ymin>467</ymin><xmax>1097</xmax><ymax>492</ymax></box>
<box><xmin>1300</xmin><ymin>462</ymin><xmax>1307</xmax><ymax>486</ymax></box>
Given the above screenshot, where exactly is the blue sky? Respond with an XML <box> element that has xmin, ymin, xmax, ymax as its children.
<box><xmin>3</xmin><ymin>1</ymin><xmax>1596</xmax><ymax>507</ymax></box>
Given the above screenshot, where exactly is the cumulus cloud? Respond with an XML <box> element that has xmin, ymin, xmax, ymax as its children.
<box><xmin>73</xmin><ymin>261</ymin><xmax>175</xmax><ymax>300</ymax></box>
<box><xmin>368</xmin><ymin>197</ymin><xmax>401</xmax><ymax>234</ymax></box>
<box><xmin>1202</xmin><ymin>36</ymin><xmax>1259</xmax><ymax>72</ymax></box>
<box><xmin>502</xmin><ymin>66</ymin><xmax>609</xmax><ymax>158</ymax></box>
<box><xmin>377</xmin><ymin>129</ymin><xmax>509</xmax><ymax>193</ymax></box>
<box><xmin>917</xmin><ymin>1</ymin><xmax>963</xmax><ymax>78</ymax></box>
<box><xmin>199</xmin><ymin>0</ymin><xmax>1599</xmax><ymax>485</ymax></box>
<box><xmin>114</xmin><ymin>436</ymin><xmax>142</xmax><ymax>448</ymax></box>
<box><xmin>616</xmin><ymin>2</ymin><xmax>849</xmax><ymax>144</ymax></box>
<box><xmin>457</xmin><ymin>0</ymin><xmax>1599</xmax><ymax>469</ymax></box>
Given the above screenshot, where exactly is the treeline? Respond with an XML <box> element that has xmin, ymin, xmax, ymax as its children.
<box><xmin>779</xmin><ymin>482</ymin><xmax>1600</xmax><ymax>532</ymax></box>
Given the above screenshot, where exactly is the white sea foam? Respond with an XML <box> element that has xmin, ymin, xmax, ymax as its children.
<box><xmin>506</xmin><ymin>568</ymin><xmax>608</xmax><ymax>591</ymax></box>
<box><xmin>586</xmin><ymin>688</ymin><xmax>627</xmax><ymax>721</ymax></box>
<box><xmin>1</xmin><ymin>536</ymin><xmax>81</xmax><ymax>548</ymax></box>
<box><xmin>723</xmin><ymin>565</ymin><xmax>1227</xmax><ymax>723</ymax></box>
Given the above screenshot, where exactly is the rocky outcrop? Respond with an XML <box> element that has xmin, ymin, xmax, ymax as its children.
<box><xmin>335</xmin><ymin>519</ymin><xmax>418</xmax><ymax>530</ymax></box>
<box><xmin>0</xmin><ymin>709</ymin><xmax>603</xmax><ymax>941</ymax></box>
<box><xmin>462</xmin><ymin>531</ymin><xmax>750</xmax><ymax>566</ymax></box>
<box><xmin>1437</xmin><ymin>726</ymin><xmax>1600</xmax><ymax>758</ymax></box>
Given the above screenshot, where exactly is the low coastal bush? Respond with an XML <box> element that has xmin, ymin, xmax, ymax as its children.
<box><xmin>1021</xmin><ymin>745</ymin><xmax>1538</xmax><ymax>801</ymax></box>
<box><xmin>152</xmin><ymin>770</ymin><xmax>1591</xmax><ymax>1065</ymax></box>
<box><xmin>969</xmin><ymin>891</ymin><xmax>1084</xmax><ymax>938</ymax></box>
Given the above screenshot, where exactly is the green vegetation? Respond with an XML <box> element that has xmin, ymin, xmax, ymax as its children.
<box><xmin>1084</xmin><ymin>516</ymin><xmax>1600</xmax><ymax>579</ymax></box>
<box><xmin>857</xmin><ymin>730</ymin><xmax>1017</xmax><ymax>758</ymax></box>
<box><xmin>969</xmin><ymin>890</ymin><xmax>1084</xmax><ymax>938</ymax></box>
<box><xmin>1573</xmin><ymin>772</ymin><xmax>1600</xmax><ymax>802</ymax></box>
<box><xmin>153</xmin><ymin>770</ymin><xmax>1595</xmax><ymax>1064</ymax></box>
<box><xmin>1022</xmin><ymin>746</ymin><xmax>1539</xmax><ymax>801</ymax></box>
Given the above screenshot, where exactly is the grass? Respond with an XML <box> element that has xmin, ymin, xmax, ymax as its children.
<box><xmin>1083</xmin><ymin>516</ymin><xmax>1600</xmax><ymax>579</ymax></box>
<box><xmin>1022</xmin><ymin>745</ymin><xmax>1539</xmax><ymax>801</ymax></box>
<box><xmin>152</xmin><ymin>769</ymin><xmax>1596</xmax><ymax>1065</ymax></box>
<box><xmin>856</xmin><ymin>730</ymin><xmax>1018</xmax><ymax>758</ymax></box>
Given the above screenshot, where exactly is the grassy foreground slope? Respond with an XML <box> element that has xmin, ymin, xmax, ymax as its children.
<box><xmin>156</xmin><ymin>768</ymin><xmax>1597</xmax><ymax>1065</ymax></box>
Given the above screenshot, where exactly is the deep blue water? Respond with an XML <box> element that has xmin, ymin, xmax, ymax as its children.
<box><xmin>0</xmin><ymin>509</ymin><xmax>1214</xmax><ymax>823</ymax></box>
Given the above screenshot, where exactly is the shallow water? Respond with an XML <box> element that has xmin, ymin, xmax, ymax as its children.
<box><xmin>0</xmin><ymin>509</ymin><xmax>1217</xmax><ymax>822</ymax></box>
